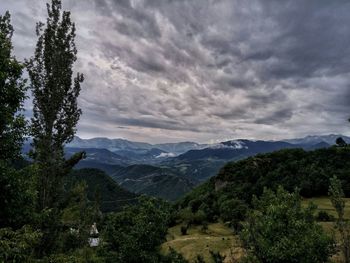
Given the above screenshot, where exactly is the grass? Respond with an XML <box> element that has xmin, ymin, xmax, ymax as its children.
<box><xmin>161</xmin><ymin>223</ymin><xmax>242</xmax><ymax>262</ymax></box>
<box><xmin>162</xmin><ymin>198</ymin><xmax>350</xmax><ymax>262</ymax></box>
<box><xmin>302</xmin><ymin>197</ymin><xmax>350</xmax><ymax>219</ymax></box>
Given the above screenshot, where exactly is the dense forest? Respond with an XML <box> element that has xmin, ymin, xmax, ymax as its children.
<box><xmin>2</xmin><ymin>1</ymin><xmax>350</xmax><ymax>263</ymax></box>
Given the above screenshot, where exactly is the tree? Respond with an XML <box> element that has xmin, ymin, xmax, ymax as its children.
<box><xmin>240</xmin><ymin>187</ymin><xmax>335</xmax><ymax>263</ymax></box>
<box><xmin>329</xmin><ymin>176</ymin><xmax>350</xmax><ymax>263</ymax></box>
<box><xmin>0</xmin><ymin>10</ymin><xmax>36</xmax><ymax>230</ymax></box>
<box><xmin>162</xmin><ymin>247</ymin><xmax>188</xmax><ymax>263</ymax></box>
<box><xmin>0</xmin><ymin>11</ymin><xmax>27</xmax><ymax>161</ymax></box>
<box><xmin>219</xmin><ymin>199</ymin><xmax>247</xmax><ymax>223</ymax></box>
<box><xmin>100</xmin><ymin>197</ymin><xmax>171</xmax><ymax>263</ymax></box>
<box><xmin>0</xmin><ymin>163</ymin><xmax>37</xmax><ymax>229</ymax></box>
<box><xmin>0</xmin><ymin>226</ymin><xmax>41</xmax><ymax>262</ymax></box>
<box><xmin>336</xmin><ymin>137</ymin><xmax>347</xmax><ymax>147</ymax></box>
<box><xmin>26</xmin><ymin>0</ymin><xmax>84</xmax><ymax>210</ymax></box>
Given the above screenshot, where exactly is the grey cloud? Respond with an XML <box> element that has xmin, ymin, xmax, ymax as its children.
<box><xmin>2</xmin><ymin>0</ymin><xmax>350</xmax><ymax>143</ymax></box>
<box><xmin>255</xmin><ymin>108</ymin><xmax>293</xmax><ymax>125</ymax></box>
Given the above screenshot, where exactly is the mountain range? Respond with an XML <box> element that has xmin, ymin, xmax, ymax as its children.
<box><xmin>22</xmin><ymin>134</ymin><xmax>346</xmax><ymax>201</ymax></box>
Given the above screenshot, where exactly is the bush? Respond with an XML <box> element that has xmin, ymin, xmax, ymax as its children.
<box><xmin>219</xmin><ymin>199</ymin><xmax>248</xmax><ymax>223</ymax></box>
<box><xmin>201</xmin><ymin>221</ymin><xmax>208</xmax><ymax>233</ymax></box>
<box><xmin>316</xmin><ymin>210</ymin><xmax>334</xmax><ymax>222</ymax></box>
<box><xmin>161</xmin><ymin>247</ymin><xmax>188</xmax><ymax>263</ymax></box>
<box><xmin>180</xmin><ymin>225</ymin><xmax>188</xmax><ymax>235</ymax></box>
<box><xmin>209</xmin><ymin>250</ymin><xmax>225</xmax><ymax>263</ymax></box>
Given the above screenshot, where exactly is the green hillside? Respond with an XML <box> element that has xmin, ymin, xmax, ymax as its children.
<box><xmin>66</xmin><ymin>168</ymin><xmax>137</xmax><ymax>212</ymax></box>
<box><xmin>111</xmin><ymin>164</ymin><xmax>196</xmax><ymax>201</ymax></box>
<box><xmin>178</xmin><ymin>146</ymin><xmax>350</xmax><ymax>222</ymax></box>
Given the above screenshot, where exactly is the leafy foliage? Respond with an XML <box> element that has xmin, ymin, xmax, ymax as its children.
<box><xmin>209</xmin><ymin>250</ymin><xmax>225</xmax><ymax>263</ymax></box>
<box><xmin>26</xmin><ymin>0</ymin><xmax>84</xmax><ymax>210</ymax></box>
<box><xmin>316</xmin><ymin>210</ymin><xmax>334</xmax><ymax>222</ymax></box>
<box><xmin>0</xmin><ymin>162</ymin><xmax>37</xmax><ymax>229</ymax></box>
<box><xmin>99</xmin><ymin>197</ymin><xmax>172</xmax><ymax>263</ymax></box>
<box><xmin>0</xmin><ymin>11</ymin><xmax>27</xmax><ymax>162</ymax></box>
<box><xmin>240</xmin><ymin>187</ymin><xmax>335</xmax><ymax>263</ymax></box>
<box><xmin>0</xmin><ymin>226</ymin><xmax>41</xmax><ymax>262</ymax></box>
<box><xmin>161</xmin><ymin>247</ymin><xmax>189</xmax><ymax>263</ymax></box>
<box><xmin>329</xmin><ymin>176</ymin><xmax>350</xmax><ymax>263</ymax></box>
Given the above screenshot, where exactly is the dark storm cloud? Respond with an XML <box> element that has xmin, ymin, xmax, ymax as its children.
<box><xmin>2</xmin><ymin>0</ymin><xmax>350</xmax><ymax>143</ymax></box>
<box><xmin>255</xmin><ymin>108</ymin><xmax>293</xmax><ymax>125</ymax></box>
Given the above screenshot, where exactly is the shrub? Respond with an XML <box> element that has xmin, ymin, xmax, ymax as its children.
<box><xmin>180</xmin><ymin>225</ymin><xmax>188</xmax><ymax>235</ymax></box>
<box><xmin>316</xmin><ymin>210</ymin><xmax>334</xmax><ymax>222</ymax></box>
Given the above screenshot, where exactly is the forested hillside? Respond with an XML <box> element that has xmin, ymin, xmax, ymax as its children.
<box><xmin>66</xmin><ymin>168</ymin><xmax>137</xmax><ymax>212</ymax></box>
<box><xmin>178</xmin><ymin>146</ymin><xmax>350</xmax><ymax>222</ymax></box>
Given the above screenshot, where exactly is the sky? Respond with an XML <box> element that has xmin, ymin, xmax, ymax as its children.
<box><xmin>2</xmin><ymin>0</ymin><xmax>350</xmax><ymax>143</ymax></box>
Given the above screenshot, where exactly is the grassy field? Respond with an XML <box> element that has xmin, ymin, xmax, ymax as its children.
<box><xmin>162</xmin><ymin>198</ymin><xmax>350</xmax><ymax>262</ymax></box>
<box><xmin>161</xmin><ymin>223</ymin><xmax>242</xmax><ymax>262</ymax></box>
<box><xmin>302</xmin><ymin>197</ymin><xmax>350</xmax><ymax>219</ymax></box>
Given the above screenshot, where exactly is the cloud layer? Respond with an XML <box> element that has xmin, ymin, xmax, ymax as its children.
<box><xmin>2</xmin><ymin>0</ymin><xmax>350</xmax><ymax>143</ymax></box>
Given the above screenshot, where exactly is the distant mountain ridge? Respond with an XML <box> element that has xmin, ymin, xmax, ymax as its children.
<box><xmin>68</xmin><ymin>136</ymin><xmax>207</xmax><ymax>155</ymax></box>
<box><xmin>283</xmin><ymin>134</ymin><xmax>350</xmax><ymax>145</ymax></box>
<box><xmin>21</xmin><ymin>134</ymin><xmax>345</xmax><ymax>201</ymax></box>
<box><xmin>173</xmin><ymin>139</ymin><xmax>331</xmax><ymax>162</ymax></box>
<box><xmin>68</xmin><ymin>133</ymin><xmax>347</xmax><ymax>154</ymax></box>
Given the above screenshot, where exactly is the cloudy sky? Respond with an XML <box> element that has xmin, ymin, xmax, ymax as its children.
<box><xmin>2</xmin><ymin>0</ymin><xmax>350</xmax><ymax>143</ymax></box>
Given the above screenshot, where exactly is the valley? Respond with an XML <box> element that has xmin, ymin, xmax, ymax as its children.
<box><xmin>30</xmin><ymin>134</ymin><xmax>344</xmax><ymax>201</ymax></box>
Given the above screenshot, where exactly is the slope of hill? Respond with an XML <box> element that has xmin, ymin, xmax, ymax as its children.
<box><xmin>161</xmin><ymin>159</ymin><xmax>226</xmax><ymax>182</ymax></box>
<box><xmin>73</xmin><ymin>161</ymin><xmax>123</xmax><ymax>175</ymax></box>
<box><xmin>65</xmin><ymin>147</ymin><xmax>130</xmax><ymax>165</ymax></box>
<box><xmin>178</xmin><ymin>146</ymin><xmax>350</xmax><ymax>222</ymax></box>
<box><xmin>66</xmin><ymin>168</ymin><xmax>137</xmax><ymax>212</ymax></box>
<box><xmin>111</xmin><ymin>165</ymin><xmax>197</xmax><ymax>201</ymax></box>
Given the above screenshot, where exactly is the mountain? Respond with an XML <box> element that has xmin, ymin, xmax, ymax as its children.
<box><xmin>160</xmin><ymin>159</ymin><xmax>226</xmax><ymax>182</ymax></box>
<box><xmin>66</xmin><ymin>168</ymin><xmax>137</xmax><ymax>212</ymax></box>
<box><xmin>110</xmin><ymin>164</ymin><xmax>197</xmax><ymax>201</ymax></box>
<box><xmin>154</xmin><ymin>142</ymin><xmax>207</xmax><ymax>154</ymax></box>
<box><xmin>67</xmin><ymin>136</ymin><xmax>152</xmax><ymax>151</ymax></box>
<box><xmin>74</xmin><ymin>161</ymin><xmax>123</xmax><ymax>175</ymax></box>
<box><xmin>67</xmin><ymin>136</ymin><xmax>207</xmax><ymax>155</ymax></box>
<box><xmin>113</xmin><ymin>148</ymin><xmax>171</xmax><ymax>163</ymax></box>
<box><xmin>174</xmin><ymin>139</ymin><xmax>329</xmax><ymax>162</ymax></box>
<box><xmin>65</xmin><ymin>147</ymin><xmax>130</xmax><ymax>166</ymax></box>
<box><xmin>19</xmin><ymin>135</ymin><xmax>337</xmax><ymax>203</ymax></box>
<box><xmin>283</xmin><ymin>134</ymin><xmax>350</xmax><ymax>145</ymax></box>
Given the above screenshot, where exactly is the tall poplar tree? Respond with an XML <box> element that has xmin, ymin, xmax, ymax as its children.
<box><xmin>26</xmin><ymin>0</ymin><xmax>84</xmax><ymax>210</ymax></box>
